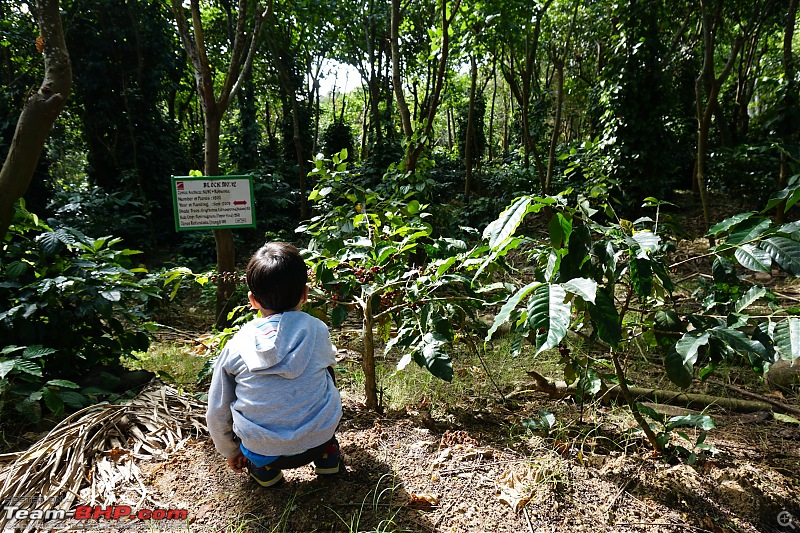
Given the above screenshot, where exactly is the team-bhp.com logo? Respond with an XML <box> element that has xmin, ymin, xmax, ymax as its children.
<box><xmin>4</xmin><ymin>504</ymin><xmax>188</xmax><ymax>521</ymax></box>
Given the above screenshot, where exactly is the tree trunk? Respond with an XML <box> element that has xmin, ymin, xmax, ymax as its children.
<box><xmin>777</xmin><ymin>0</ymin><xmax>799</xmax><ymax>222</ymax></box>
<box><xmin>361</xmin><ymin>294</ymin><xmax>379</xmax><ymax>411</ymax></box>
<box><xmin>695</xmin><ymin>0</ymin><xmax>742</xmax><ymax>237</ymax></box>
<box><xmin>0</xmin><ymin>0</ymin><xmax>71</xmax><ymax>241</ymax></box>
<box><xmin>171</xmin><ymin>0</ymin><xmax>265</xmax><ymax>327</ymax></box>
<box><xmin>262</xmin><ymin>11</ymin><xmax>308</xmax><ymax>219</ymax></box>
<box><xmin>390</xmin><ymin>0</ymin><xmax>413</xmax><ymax>141</ymax></box>
<box><xmin>464</xmin><ymin>54</ymin><xmax>477</xmax><ymax>197</ymax></box>
<box><xmin>363</xmin><ymin>4</ymin><xmax>384</xmax><ymax>147</ymax></box>
<box><xmin>498</xmin><ymin>1</ymin><xmax>551</xmax><ymax>192</ymax></box>
<box><xmin>488</xmin><ymin>59</ymin><xmax>497</xmax><ymax>163</ymax></box>
<box><xmin>202</xmin><ymin>116</ymin><xmax>236</xmax><ymax>326</ymax></box>
<box><xmin>545</xmin><ymin>59</ymin><xmax>564</xmax><ymax>195</ymax></box>
<box><xmin>390</xmin><ymin>0</ymin><xmax>460</xmax><ymax>174</ymax></box>
<box><xmin>360</xmin><ymin>88</ymin><xmax>369</xmax><ymax>158</ymax></box>
<box><xmin>291</xmin><ymin>96</ymin><xmax>309</xmax><ymax>220</ymax></box>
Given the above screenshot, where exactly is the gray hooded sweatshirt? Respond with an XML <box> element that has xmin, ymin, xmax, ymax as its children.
<box><xmin>206</xmin><ymin>311</ymin><xmax>342</xmax><ymax>459</ymax></box>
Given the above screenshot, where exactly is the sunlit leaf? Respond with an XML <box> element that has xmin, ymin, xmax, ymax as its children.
<box><xmin>709</xmin><ymin>327</ymin><xmax>767</xmax><ymax>360</ymax></box>
<box><xmin>708</xmin><ymin>212</ymin><xmax>754</xmax><ymax>237</ymax></box>
<box><xmin>761</xmin><ymin>237</ymin><xmax>800</xmax><ymax>276</ymax></box>
<box><xmin>773</xmin><ymin>318</ymin><xmax>800</xmax><ymax>362</ymax></box>
<box><xmin>485</xmin><ymin>281</ymin><xmax>541</xmax><ymax>341</ymax></box>
<box><xmin>548</xmin><ymin>213</ymin><xmax>572</xmax><ymax>249</ymax></box>
<box><xmin>12</xmin><ymin>359</ymin><xmax>43</xmax><ymax>377</ymax></box>
<box><xmin>631</xmin><ymin>231</ymin><xmax>659</xmax><ymax>256</ymax></box>
<box><xmin>562</xmin><ymin>277</ymin><xmax>597</xmax><ymax>304</ymax></box>
<box><xmin>483</xmin><ymin>196</ymin><xmax>535</xmax><ymax>249</ymax></box>
<box><xmin>666</xmin><ymin>414</ymin><xmax>715</xmax><ymax>431</ymax></box>
<box><xmin>527</xmin><ymin>284</ymin><xmax>570</xmax><ymax>355</ymax></box>
<box><xmin>734</xmin><ymin>286</ymin><xmax>767</xmax><ymax>313</ymax></box>
<box><xmin>725</xmin><ymin>217</ymin><xmax>770</xmax><ymax>246</ymax></box>
<box><xmin>734</xmin><ymin>244</ymin><xmax>772</xmax><ymax>273</ymax></box>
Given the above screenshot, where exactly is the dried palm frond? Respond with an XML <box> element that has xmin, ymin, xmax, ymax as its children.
<box><xmin>0</xmin><ymin>381</ymin><xmax>207</xmax><ymax>532</ymax></box>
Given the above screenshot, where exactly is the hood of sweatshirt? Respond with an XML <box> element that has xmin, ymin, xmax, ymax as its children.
<box><xmin>239</xmin><ymin>311</ymin><xmax>316</xmax><ymax>379</ymax></box>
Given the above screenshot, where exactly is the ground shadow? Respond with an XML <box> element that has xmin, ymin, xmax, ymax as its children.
<box><xmin>229</xmin><ymin>442</ymin><xmax>435</xmax><ymax>532</ymax></box>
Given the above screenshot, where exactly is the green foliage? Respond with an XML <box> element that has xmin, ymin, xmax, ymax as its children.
<box><xmin>456</xmin><ymin>93</ymin><xmax>487</xmax><ymax>164</ymax></box>
<box><xmin>708</xmin><ymin>144</ymin><xmax>781</xmax><ymax>207</ymax></box>
<box><xmin>669</xmin><ymin>211</ymin><xmax>800</xmax><ymax>379</ymax></box>
<box><xmin>765</xmin><ymin>170</ymin><xmax>800</xmax><ymax>214</ymax></box>
<box><xmin>359</xmin><ymin>139</ymin><xmax>405</xmax><ymax>189</ymax></box>
<box><xmin>299</xmin><ymin>150</ymin><xmax>502</xmax><ymax>406</ymax></box>
<box><xmin>483</xmin><ymin>192</ymin><xmax>634</xmax><ymax>356</ymax></box>
<box><xmin>481</xmin><ymin>189</ymin><xmax>800</xmax><ymax>454</ymax></box>
<box><xmin>485</xmin><ymin>191</ymin><xmax>800</xmax><ymax>391</ymax></box>
<box><xmin>0</xmin><ymin>201</ymin><xmax>166</xmax><ymax>420</ymax></box>
<box><xmin>321</xmin><ymin>120</ymin><xmax>356</xmax><ymax>160</ymax></box>
<box><xmin>636</xmin><ymin>404</ymin><xmax>718</xmax><ymax>464</ymax></box>
<box><xmin>62</xmin><ymin>0</ymin><xmax>189</xmax><ymax>233</ymax></box>
<box><xmin>598</xmin><ymin>0</ymin><xmax>672</xmax><ymax>212</ymax></box>
<box><xmin>48</xmin><ymin>187</ymin><xmax>149</xmax><ymax>243</ymax></box>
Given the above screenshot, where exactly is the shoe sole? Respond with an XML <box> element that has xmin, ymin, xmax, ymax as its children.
<box><xmin>249</xmin><ymin>469</ymin><xmax>284</xmax><ymax>488</ymax></box>
<box><xmin>314</xmin><ymin>461</ymin><xmax>342</xmax><ymax>475</ymax></box>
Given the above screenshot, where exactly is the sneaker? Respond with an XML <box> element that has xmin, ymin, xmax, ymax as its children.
<box><xmin>247</xmin><ymin>461</ymin><xmax>284</xmax><ymax>488</ymax></box>
<box><xmin>313</xmin><ymin>443</ymin><xmax>341</xmax><ymax>475</ymax></box>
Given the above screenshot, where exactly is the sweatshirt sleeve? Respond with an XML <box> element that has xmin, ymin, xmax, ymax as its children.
<box><xmin>205</xmin><ymin>349</ymin><xmax>241</xmax><ymax>458</ymax></box>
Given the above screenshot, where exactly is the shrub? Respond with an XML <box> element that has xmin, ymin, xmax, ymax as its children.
<box><xmin>0</xmin><ymin>201</ymin><xmax>164</xmax><ymax>421</ymax></box>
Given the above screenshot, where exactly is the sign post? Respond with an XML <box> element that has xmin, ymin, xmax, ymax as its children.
<box><xmin>171</xmin><ymin>175</ymin><xmax>256</xmax><ymax>231</ymax></box>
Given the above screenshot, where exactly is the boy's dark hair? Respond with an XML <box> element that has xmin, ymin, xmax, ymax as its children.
<box><xmin>246</xmin><ymin>242</ymin><xmax>308</xmax><ymax>312</ymax></box>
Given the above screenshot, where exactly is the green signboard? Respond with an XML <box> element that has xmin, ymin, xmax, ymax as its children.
<box><xmin>171</xmin><ymin>175</ymin><xmax>256</xmax><ymax>231</ymax></box>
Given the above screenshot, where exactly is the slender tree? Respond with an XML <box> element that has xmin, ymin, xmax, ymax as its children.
<box><xmin>497</xmin><ymin>0</ymin><xmax>552</xmax><ymax>191</ymax></box>
<box><xmin>776</xmin><ymin>0</ymin><xmax>799</xmax><ymax>222</ymax></box>
<box><xmin>391</xmin><ymin>0</ymin><xmax>462</xmax><ymax>173</ymax></box>
<box><xmin>170</xmin><ymin>0</ymin><xmax>266</xmax><ymax>326</ymax></box>
<box><xmin>0</xmin><ymin>0</ymin><xmax>71</xmax><ymax>241</ymax></box>
<box><xmin>543</xmin><ymin>0</ymin><xmax>579</xmax><ymax>196</ymax></box>
<box><xmin>695</xmin><ymin>0</ymin><xmax>743</xmax><ymax>235</ymax></box>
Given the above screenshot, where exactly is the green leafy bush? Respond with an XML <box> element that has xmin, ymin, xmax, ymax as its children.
<box><xmin>0</xmin><ymin>201</ymin><xmax>164</xmax><ymax>420</ymax></box>
<box><xmin>481</xmin><ymin>191</ymin><xmax>800</xmax><ymax>454</ymax></box>
<box><xmin>49</xmin><ymin>186</ymin><xmax>150</xmax><ymax>244</ymax></box>
<box><xmin>299</xmin><ymin>150</ymin><xmax>503</xmax><ymax>410</ymax></box>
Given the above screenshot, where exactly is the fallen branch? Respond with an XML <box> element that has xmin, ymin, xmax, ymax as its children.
<box><xmin>705</xmin><ymin>379</ymin><xmax>800</xmax><ymax>418</ymax></box>
<box><xmin>524</xmin><ymin>370</ymin><xmax>784</xmax><ymax>414</ymax></box>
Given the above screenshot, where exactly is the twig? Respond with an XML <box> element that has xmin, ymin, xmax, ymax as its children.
<box><xmin>468</xmin><ymin>338</ymin><xmax>506</xmax><ymax>403</ymax></box>
<box><xmin>674</xmin><ymin>271</ymin><xmax>704</xmax><ymax>284</ymax></box>
<box><xmin>604</xmin><ymin>461</ymin><xmax>644</xmax><ymax>515</ymax></box>
<box><xmin>611</xmin><ymin>522</ymin><xmax>713</xmax><ymax>532</ymax></box>
<box><xmin>772</xmin><ymin>290</ymin><xmax>800</xmax><ymax>303</ymax></box>
<box><xmin>523</xmin><ymin>506</ymin><xmax>535</xmax><ymax>533</ymax></box>
<box><xmin>433</xmin><ymin>474</ymin><xmax>471</xmax><ymax>530</ymax></box>
<box><xmin>437</xmin><ymin>458</ymin><xmax>529</xmax><ymax>476</ymax></box>
<box><xmin>669</xmin><ymin>252</ymin><xmax>716</xmax><ymax>270</ymax></box>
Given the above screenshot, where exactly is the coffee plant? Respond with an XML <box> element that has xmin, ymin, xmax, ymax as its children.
<box><xmin>483</xmin><ymin>190</ymin><xmax>800</xmax><ymax>454</ymax></box>
<box><xmin>299</xmin><ymin>150</ymin><xmax>505</xmax><ymax>411</ymax></box>
<box><xmin>0</xmin><ymin>201</ymin><xmax>170</xmax><ymax>421</ymax></box>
